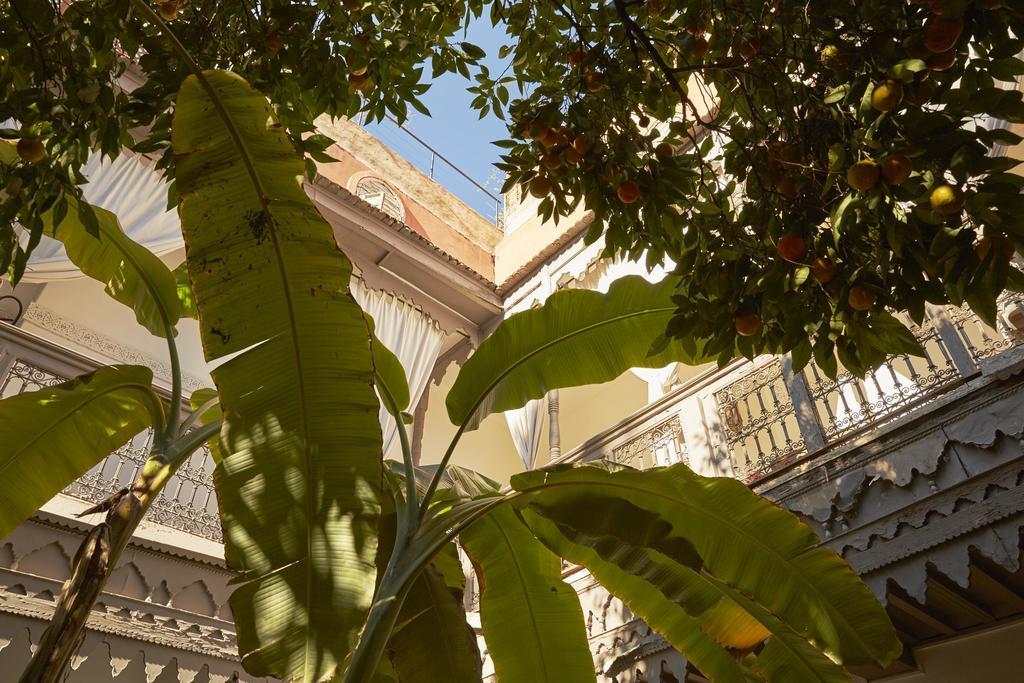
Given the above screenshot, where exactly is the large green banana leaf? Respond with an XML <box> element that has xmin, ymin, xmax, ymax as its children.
<box><xmin>446</xmin><ymin>275</ymin><xmax>710</xmax><ymax>430</ymax></box>
<box><xmin>459</xmin><ymin>505</ymin><xmax>594</xmax><ymax>683</ymax></box>
<box><xmin>519</xmin><ymin>505</ymin><xmax>851</xmax><ymax>682</ymax></box>
<box><xmin>367</xmin><ymin>316</ymin><xmax>410</xmax><ymax>415</ymax></box>
<box><xmin>41</xmin><ymin>195</ymin><xmax>180</xmax><ymax>337</ymax></box>
<box><xmin>386</xmin><ymin>564</ymin><xmax>482</xmax><ymax>682</ymax></box>
<box><xmin>173</xmin><ymin>70</ymin><xmax>382</xmax><ymax>682</ymax></box>
<box><xmin>512</xmin><ymin>464</ymin><xmax>902</xmax><ymax>670</ymax></box>
<box><xmin>0</xmin><ymin>365</ymin><xmax>162</xmax><ymax>538</ymax></box>
<box><xmin>518</xmin><ymin>508</ymin><xmax>753</xmax><ymax>683</ymax></box>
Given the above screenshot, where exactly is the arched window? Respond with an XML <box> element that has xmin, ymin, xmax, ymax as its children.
<box><xmin>354</xmin><ymin>176</ymin><xmax>405</xmax><ymax>222</ymax></box>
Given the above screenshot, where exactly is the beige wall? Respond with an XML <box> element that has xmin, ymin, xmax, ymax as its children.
<box><xmin>418</xmin><ymin>360</ymin><xmax>524</xmax><ymax>484</ymax></box>
<box><xmin>14</xmin><ymin>247</ymin><xmax>214</xmax><ymax>391</ymax></box>
<box><xmin>881</xmin><ymin>619</ymin><xmax>1024</xmax><ymax>682</ymax></box>
<box><xmin>417</xmin><ymin>358</ymin><xmax>650</xmax><ymax>484</ymax></box>
<box><xmin>494</xmin><ymin>201</ymin><xmax>590</xmax><ymax>285</ymax></box>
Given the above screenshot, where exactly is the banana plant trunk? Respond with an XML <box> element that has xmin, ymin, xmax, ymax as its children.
<box><xmin>19</xmin><ymin>450</ymin><xmax>188</xmax><ymax>682</ymax></box>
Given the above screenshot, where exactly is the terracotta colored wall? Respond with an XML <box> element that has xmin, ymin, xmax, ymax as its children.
<box><xmin>314</xmin><ymin>118</ymin><xmax>501</xmax><ymax>280</ymax></box>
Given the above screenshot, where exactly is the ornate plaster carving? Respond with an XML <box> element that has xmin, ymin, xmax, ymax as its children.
<box><xmin>21</xmin><ymin>303</ymin><xmax>208</xmax><ymax>392</ymax></box>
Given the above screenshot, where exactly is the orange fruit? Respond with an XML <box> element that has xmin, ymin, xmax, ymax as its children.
<box><xmin>930</xmin><ymin>183</ymin><xmax>964</xmax><ymax>216</ymax></box>
<box><xmin>810</xmin><ymin>257</ymin><xmax>837</xmax><ymax>284</ymax></box>
<box><xmin>529</xmin><ymin>176</ymin><xmax>552</xmax><ymax>199</ymax></box>
<box><xmin>563</xmin><ymin>147</ymin><xmax>583</xmax><ymax>165</ymax></box>
<box><xmin>585</xmin><ymin>72</ymin><xmax>605</xmax><ymax>93</ymax></box>
<box><xmin>531</xmin><ymin>123</ymin><xmax>551</xmax><ymax>143</ymax></box>
<box><xmin>159</xmin><ymin>1</ymin><xmax>178</xmax><ymax>20</ymax></box>
<box><xmin>654</xmin><ymin>142</ymin><xmax>675</xmax><ymax>161</ymax></box>
<box><xmin>880</xmin><ymin>154</ymin><xmax>912</xmax><ymax>185</ymax></box>
<box><xmin>926</xmin><ymin>49</ymin><xmax>957</xmax><ymax>71</ymax></box>
<box><xmin>568</xmin><ymin>49</ymin><xmax>586</xmax><ymax>68</ymax></box>
<box><xmin>847</xmin><ymin>160</ymin><xmax>880</xmax><ymax>191</ymax></box>
<box><xmin>871</xmin><ymin>80</ymin><xmax>904</xmax><ymax>112</ymax></box>
<box><xmin>541</xmin><ymin>151</ymin><xmax>562</xmax><ymax>170</ymax></box>
<box><xmin>617</xmin><ymin>180</ymin><xmax>641</xmax><ymax>204</ymax></box>
<box><xmin>348</xmin><ymin>72</ymin><xmax>370</xmax><ymax>91</ymax></box>
<box><xmin>820</xmin><ymin>44</ymin><xmax>843</xmax><ymax>69</ymax></box>
<box><xmin>848</xmin><ymin>285</ymin><xmax>876</xmax><ymax>311</ymax></box>
<box><xmin>734</xmin><ymin>312</ymin><xmax>761</xmax><ymax>337</ymax></box>
<box><xmin>265</xmin><ymin>32</ymin><xmax>285</xmax><ymax>53</ymax></box>
<box><xmin>571</xmin><ymin>137</ymin><xmax>591</xmax><ymax>155</ymax></box>
<box><xmin>976</xmin><ymin>235</ymin><xmax>1014</xmax><ymax>262</ymax></box>
<box><xmin>777</xmin><ymin>234</ymin><xmax>807</xmax><ymax>262</ymax></box>
<box><xmin>16</xmin><ymin>138</ymin><xmax>45</xmax><ymax>163</ymax></box>
<box><xmin>923</xmin><ymin>17</ymin><xmax>964</xmax><ymax>53</ymax></box>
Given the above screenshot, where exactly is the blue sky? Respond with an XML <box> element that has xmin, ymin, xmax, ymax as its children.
<box><xmin>362</xmin><ymin>16</ymin><xmax>512</xmax><ymax>221</ymax></box>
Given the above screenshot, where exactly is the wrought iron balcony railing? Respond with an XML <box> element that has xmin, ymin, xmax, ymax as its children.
<box><xmin>3</xmin><ymin>290</ymin><xmax>1023</xmax><ymax>554</ymax></box>
<box><xmin>0</xmin><ymin>324</ymin><xmax>222</xmax><ymax>542</ymax></box>
<box><xmin>558</xmin><ymin>293</ymin><xmax>1024</xmax><ymax>486</ymax></box>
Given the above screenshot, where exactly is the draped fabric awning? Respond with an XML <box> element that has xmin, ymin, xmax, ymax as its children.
<box><xmin>22</xmin><ymin>151</ymin><xmax>183</xmax><ymax>281</ymax></box>
<box><xmin>353</xmin><ymin>285</ymin><xmax>446</xmax><ymax>458</ymax></box>
<box><xmin>18</xmin><ymin>149</ymin><xmax>449</xmax><ymax>452</ymax></box>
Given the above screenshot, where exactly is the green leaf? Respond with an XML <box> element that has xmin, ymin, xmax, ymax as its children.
<box><xmin>188</xmin><ymin>387</ymin><xmax>223</xmax><ymax>464</ymax></box>
<box><xmin>459</xmin><ymin>505</ymin><xmax>595</xmax><ymax>683</ymax></box>
<box><xmin>519</xmin><ymin>507</ymin><xmax>750</xmax><ymax>683</ymax></box>
<box><xmin>386</xmin><ymin>565</ymin><xmax>482</xmax><ymax>682</ymax></box>
<box><xmin>0</xmin><ymin>365</ymin><xmax>162</xmax><ymax>538</ymax></box>
<box><xmin>446</xmin><ymin>275</ymin><xmax>710</xmax><ymax>430</ymax></box>
<box><xmin>513</xmin><ymin>464</ymin><xmax>902</xmax><ymax>669</ymax></box>
<box><xmin>173</xmin><ymin>70</ymin><xmax>382</xmax><ymax>682</ymax></box>
<box><xmin>367</xmin><ymin>316</ymin><xmax>410</xmax><ymax>414</ymax></box>
<box><xmin>42</xmin><ymin>195</ymin><xmax>180</xmax><ymax>336</ymax></box>
<box><xmin>173</xmin><ymin>261</ymin><xmax>198</xmax><ymax>320</ymax></box>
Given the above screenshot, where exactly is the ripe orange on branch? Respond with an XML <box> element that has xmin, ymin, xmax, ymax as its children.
<box><xmin>848</xmin><ymin>285</ymin><xmax>877</xmax><ymax>311</ymax></box>
<box><xmin>16</xmin><ymin>138</ymin><xmax>45</xmax><ymax>163</ymax></box>
<box><xmin>734</xmin><ymin>312</ymin><xmax>761</xmax><ymax>337</ymax></box>
<box><xmin>777</xmin><ymin>234</ymin><xmax>807</xmax><ymax>262</ymax></box>
<box><xmin>529</xmin><ymin>176</ymin><xmax>552</xmax><ymax>199</ymax></box>
<box><xmin>880</xmin><ymin>154</ymin><xmax>912</xmax><ymax>185</ymax></box>
<box><xmin>617</xmin><ymin>180</ymin><xmax>641</xmax><ymax>204</ymax></box>
<box><xmin>871</xmin><ymin>80</ymin><xmax>904</xmax><ymax>112</ymax></box>
<box><xmin>810</xmin><ymin>257</ymin><xmax>837</xmax><ymax>284</ymax></box>
<box><xmin>847</xmin><ymin>160</ymin><xmax>880</xmax><ymax>191</ymax></box>
<box><xmin>923</xmin><ymin>17</ymin><xmax>964</xmax><ymax>53</ymax></box>
<box><xmin>930</xmin><ymin>184</ymin><xmax>964</xmax><ymax>216</ymax></box>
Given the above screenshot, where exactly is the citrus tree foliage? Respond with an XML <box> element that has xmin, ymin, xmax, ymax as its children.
<box><xmin>494</xmin><ymin>0</ymin><xmax>1024</xmax><ymax>375</ymax></box>
<box><xmin>0</xmin><ymin>0</ymin><xmax>488</xmax><ymax>279</ymax></box>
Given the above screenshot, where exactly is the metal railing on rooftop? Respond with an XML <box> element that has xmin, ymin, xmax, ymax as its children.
<box><xmin>358</xmin><ymin>113</ymin><xmax>505</xmax><ymax>229</ymax></box>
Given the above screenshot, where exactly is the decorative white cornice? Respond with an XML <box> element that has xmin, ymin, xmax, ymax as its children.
<box><xmin>21</xmin><ymin>303</ymin><xmax>207</xmax><ymax>392</ymax></box>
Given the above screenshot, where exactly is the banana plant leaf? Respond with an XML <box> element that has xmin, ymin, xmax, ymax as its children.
<box><xmin>173</xmin><ymin>70</ymin><xmax>382</xmax><ymax>682</ymax></box>
<box><xmin>41</xmin><ymin>195</ymin><xmax>180</xmax><ymax>337</ymax></box>
<box><xmin>512</xmin><ymin>463</ymin><xmax>902</xmax><ymax>670</ymax></box>
<box><xmin>446</xmin><ymin>275</ymin><xmax>711</xmax><ymax>430</ymax></box>
<box><xmin>0</xmin><ymin>365</ymin><xmax>162</xmax><ymax>538</ymax></box>
<box><xmin>459</xmin><ymin>505</ymin><xmax>595</xmax><ymax>683</ymax></box>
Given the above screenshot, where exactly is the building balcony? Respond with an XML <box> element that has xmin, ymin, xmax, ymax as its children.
<box><xmin>548</xmin><ymin>294</ymin><xmax>1024</xmax><ymax>680</ymax></box>
<box><xmin>4</xmin><ymin>289</ymin><xmax>1024</xmax><ymax>681</ymax></box>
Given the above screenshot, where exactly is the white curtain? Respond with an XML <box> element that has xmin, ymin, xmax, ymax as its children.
<box><xmin>504</xmin><ymin>398</ymin><xmax>545</xmax><ymax>471</ymax></box>
<box><xmin>353</xmin><ymin>283</ymin><xmax>446</xmax><ymax>458</ymax></box>
<box><xmin>22</xmin><ymin>151</ymin><xmax>183</xmax><ymax>280</ymax></box>
<box><xmin>15</xmin><ymin>148</ymin><xmax>449</xmax><ymax>457</ymax></box>
<box><xmin>580</xmin><ymin>253</ymin><xmax>678</xmax><ymax>402</ymax></box>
